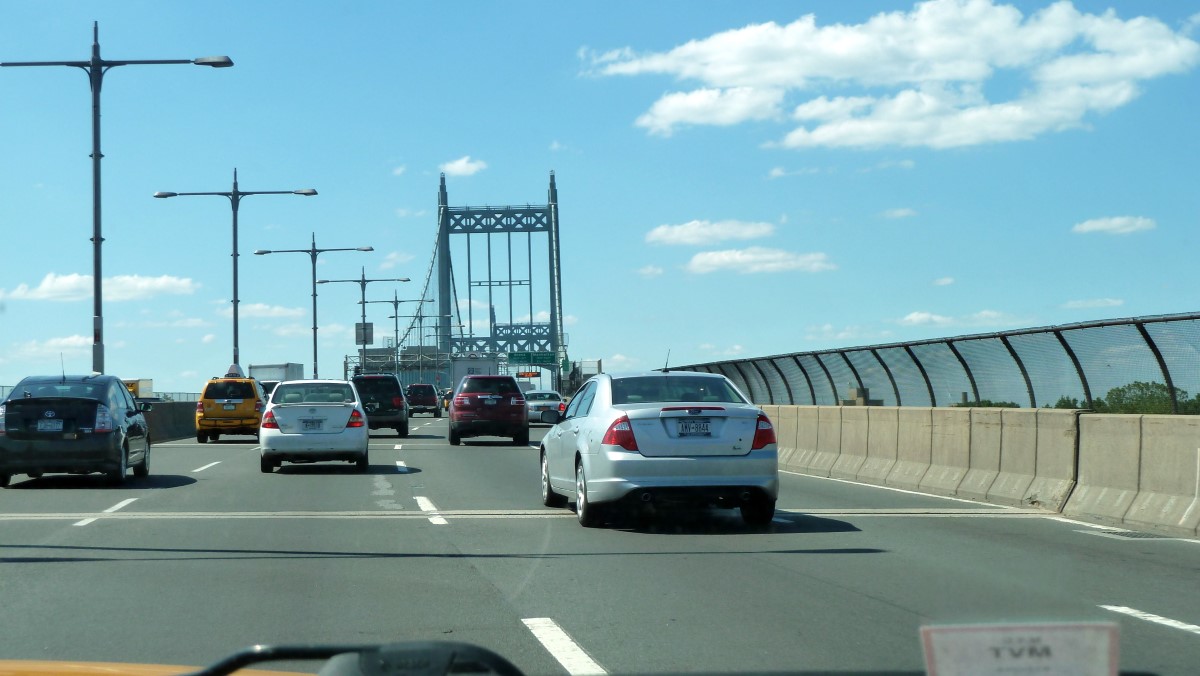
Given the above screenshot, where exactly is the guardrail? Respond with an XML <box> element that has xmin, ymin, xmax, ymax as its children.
<box><xmin>679</xmin><ymin>312</ymin><xmax>1200</xmax><ymax>414</ymax></box>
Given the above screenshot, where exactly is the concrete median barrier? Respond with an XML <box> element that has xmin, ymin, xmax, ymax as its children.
<box><xmin>808</xmin><ymin>406</ymin><xmax>841</xmax><ymax>476</ymax></box>
<box><xmin>958</xmin><ymin>408</ymin><xmax>1001</xmax><ymax>501</ymax></box>
<box><xmin>1122</xmin><ymin>415</ymin><xmax>1200</xmax><ymax>537</ymax></box>
<box><xmin>919</xmin><ymin>408</ymin><xmax>971</xmax><ymax>497</ymax></box>
<box><xmin>145</xmin><ymin>402</ymin><xmax>197</xmax><ymax>442</ymax></box>
<box><xmin>885</xmin><ymin>408</ymin><xmax>932</xmax><ymax>490</ymax></box>
<box><xmin>830</xmin><ymin>407</ymin><xmax>868</xmax><ymax>480</ymax></box>
<box><xmin>1023</xmin><ymin>409</ymin><xmax>1079</xmax><ymax>511</ymax></box>
<box><xmin>857</xmin><ymin>407</ymin><xmax>898</xmax><ymax>483</ymax></box>
<box><xmin>1063</xmin><ymin>414</ymin><xmax>1141</xmax><ymax>527</ymax></box>
<box><xmin>985</xmin><ymin>409</ymin><xmax>1037</xmax><ymax>506</ymax></box>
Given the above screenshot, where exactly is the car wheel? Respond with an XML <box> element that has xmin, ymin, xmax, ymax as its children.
<box><xmin>356</xmin><ymin>452</ymin><xmax>369</xmax><ymax>472</ymax></box>
<box><xmin>434</xmin><ymin>408</ymin><xmax>442</xmax><ymax>418</ymax></box>
<box><xmin>197</xmin><ymin>432</ymin><xmax>207</xmax><ymax>444</ymax></box>
<box><xmin>448</xmin><ymin>426</ymin><xmax>461</xmax><ymax>446</ymax></box>
<box><xmin>541</xmin><ymin>452</ymin><xmax>566</xmax><ymax>507</ymax></box>
<box><xmin>398</xmin><ymin>421</ymin><xmax>409</xmax><ymax>438</ymax></box>
<box><xmin>0</xmin><ymin>473</ymin><xmax>9</xmax><ymax>488</ymax></box>
<box><xmin>107</xmin><ymin>447</ymin><xmax>128</xmax><ymax>485</ymax></box>
<box><xmin>211</xmin><ymin>433</ymin><xmax>220</xmax><ymax>442</ymax></box>
<box><xmin>514</xmin><ymin>428</ymin><xmax>530</xmax><ymax>446</ymax></box>
<box><xmin>260</xmin><ymin>457</ymin><xmax>275</xmax><ymax>474</ymax></box>
<box><xmin>740</xmin><ymin>497</ymin><xmax>776</xmax><ymax>526</ymax></box>
<box><xmin>575</xmin><ymin>461</ymin><xmax>604</xmax><ymax>528</ymax></box>
<box><xmin>133</xmin><ymin>441</ymin><xmax>150</xmax><ymax>478</ymax></box>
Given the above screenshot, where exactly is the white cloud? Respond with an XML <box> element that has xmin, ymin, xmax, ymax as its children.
<box><xmin>638</xmin><ymin>265</ymin><xmax>664</xmax><ymax>278</ymax></box>
<box><xmin>883</xmin><ymin>208</ymin><xmax>917</xmax><ymax>219</ymax></box>
<box><xmin>606</xmin><ymin>354</ymin><xmax>638</xmax><ymax>371</ymax></box>
<box><xmin>901</xmin><ymin>311</ymin><xmax>955</xmax><ymax>326</ymax></box>
<box><xmin>804</xmin><ymin>324</ymin><xmax>894</xmax><ymax>343</ymax></box>
<box><xmin>591</xmin><ymin>1</ymin><xmax>1200</xmax><ymax>147</ymax></box>
<box><xmin>767</xmin><ymin>166</ymin><xmax>820</xmax><ymax>179</ymax></box>
<box><xmin>226</xmin><ymin>303</ymin><xmax>305</xmax><ymax>319</ymax></box>
<box><xmin>899</xmin><ymin>309</ymin><xmax>1021</xmax><ymax>328</ymax></box>
<box><xmin>1072</xmin><ymin>216</ymin><xmax>1156</xmax><ymax>235</ymax></box>
<box><xmin>646</xmin><ymin>219</ymin><xmax>774</xmax><ymax>245</ymax></box>
<box><xmin>202</xmin><ymin>334</ymin><xmax>216</xmax><ymax>344</ymax></box>
<box><xmin>635</xmin><ymin>87</ymin><xmax>785</xmax><ymax>136</ymax></box>
<box><xmin>380</xmin><ymin>251</ymin><xmax>415</xmax><ymax>270</ymax></box>
<box><xmin>392</xmin><ymin>165</ymin><xmax>407</xmax><ymax>176</ymax></box>
<box><xmin>0</xmin><ymin>273</ymin><xmax>198</xmax><ymax>302</ymax></box>
<box><xmin>933</xmin><ymin>277</ymin><xmax>955</xmax><ymax>286</ymax></box>
<box><xmin>440</xmin><ymin>156</ymin><xmax>488</xmax><ymax>176</ymax></box>
<box><xmin>1063</xmin><ymin>298</ymin><xmax>1123</xmax><ymax>309</ymax></box>
<box><xmin>685</xmin><ymin>247</ymin><xmax>835</xmax><ymax>274</ymax></box>
<box><xmin>272</xmin><ymin>323</ymin><xmax>311</xmax><ymax>338</ymax></box>
<box><xmin>11</xmin><ymin>335</ymin><xmax>91</xmax><ymax>360</ymax></box>
<box><xmin>395</xmin><ymin>208</ymin><xmax>428</xmax><ymax>219</ymax></box>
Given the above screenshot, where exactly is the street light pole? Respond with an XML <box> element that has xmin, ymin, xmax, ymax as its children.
<box><xmin>254</xmin><ymin>233</ymin><xmax>372</xmax><ymax>379</ymax></box>
<box><xmin>155</xmin><ymin>169</ymin><xmax>317</xmax><ymax>369</ymax></box>
<box><xmin>1</xmin><ymin>22</ymin><xmax>232</xmax><ymax>374</ymax></box>
<box><xmin>318</xmin><ymin>268</ymin><xmax>410</xmax><ymax>375</ymax></box>
<box><xmin>361</xmin><ymin>294</ymin><xmax>431</xmax><ymax>376</ymax></box>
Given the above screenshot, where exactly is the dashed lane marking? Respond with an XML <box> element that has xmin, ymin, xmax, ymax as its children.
<box><xmin>414</xmin><ymin>496</ymin><xmax>448</xmax><ymax>525</ymax></box>
<box><xmin>1100</xmin><ymin>605</ymin><xmax>1200</xmax><ymax>636</ymax></box>
<box><xmin>522</xmin><ymin>618</ymin><xmax>606</xmax><ymax>675</ymax></box>
<box><xmin>73</xmin><ymin>498</ymin><xmax>138</xmax><ymax>527</ymax></box>
<box><xmin>192</xmin><ymin>462</ymin><xmax>221</xmax><ymax>473</ymax></box>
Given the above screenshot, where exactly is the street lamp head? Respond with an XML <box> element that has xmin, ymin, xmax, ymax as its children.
<box><xmin>253</xmin><ymin>250</ymin><xmax>271</xmax><ymax>255</ymax></box>
<box><xmin>356</xmin><ymin>247</ymin><xmax>374</xmax><ymax>252</ymax></box>
<box><xmin>292</xmin><ymin>189</ymin><xmax>318</xmax><ymax>196</ymax></box>
<box><xmin>152</xmin><ymin>191</ymin><xmax>177</xmax><ymax>198</ymax></box>
<box><xmin>316</xmin><ymin>280</ymin><xmax>330</xmax><ymax>285</ymax></box>
<box><xmin>193</xmin><ymin>56</ymin><xmax>234</xmax><ymax>68</ymax></box>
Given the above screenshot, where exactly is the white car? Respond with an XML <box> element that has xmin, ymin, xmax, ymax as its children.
<box><xmin>539</xmin><ymin>372</ymin><xmax>778</xmax><ymax>528</ymax></box>
<box><xmin>259</xmin><ymin>380</ymin><xmax>369</xmax><ymax>473</ymax></box>
<box><xmin>525</xmin><ymin>389</ymin><xmax>565</xmax><ymax>424</ymax></box>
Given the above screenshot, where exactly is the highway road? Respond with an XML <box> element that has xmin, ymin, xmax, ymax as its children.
<box><xmin>1</xmin><ymin>417</ymin><xmax>1199</xmax><ymax>675</ymax></box>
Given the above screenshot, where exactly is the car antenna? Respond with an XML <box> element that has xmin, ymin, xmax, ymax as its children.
<box><xmin>663</xmin><ymin>349</ymin><xmax>671</xmax><ymax>373</ymax></box>
<box><xmin>60</xmin><ymin>353</ymin><xmax>66</xmax><ymax>382</ymax></box>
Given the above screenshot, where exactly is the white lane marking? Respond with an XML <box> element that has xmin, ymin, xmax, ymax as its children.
<box><xmin>394</xmin><ymin>444</ymin><xmax>404</xmax><ymax>450</ymax></box>
<box><xmin>0</xmin><ymin>510</ymin><xmax>573</xmax><ymax>522</ymax></box>
<box><xmin>415</xmin><ymin>496</ymin><xmax>448</xmax><ymax>525</ymax></box>
<box><xmin>522</xmin><ymin>618</ymin><xmax>606</xmax><ymax>675</ymax></box>
<box><xmin>73</xmin><ymin>498</ymin><xmax>138</xmax><ymax>527</ymax></box>
<box><xmin>1100</xmin><ymin>605</ymin><xmax>1200</xmax><ymax>636</ymax></box>
<box><xmin>780</xmin><ymin>469</ymin><xmax>1008</xmax><ymax>507</ymax></box>
<box><xmin>192</xmin><ymin>461</ymin><xmax>221</xmax><ymax>473</ymax></box>
<box><xmin>396</xmin><ymin>461</ymin><xmax>408</xmax><ymax>473</ymax></box>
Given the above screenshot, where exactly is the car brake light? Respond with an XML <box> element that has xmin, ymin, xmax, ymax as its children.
<box><xmin>94</xmin><ymin>405</ymin><xmax>115</xmax><ymax>433</ymax></box>
<box><xmin>261</xmin><ymin>410</ymin><xmax>279</xmax><ymax>429</ymax></box>
<box><xmin>751</xmin><ymin>414</ymin><xmax>776</xmax><ymax>450</ymax></box>
<box><xmin>601</xmin><ymin>415</ymin><xmax>639</xmax><ymax>452</ymax></box>
<box><xmin>392</xmin><ymin>396</ymin><xmax>403</xmax><ymax>408</ymax></box>
<box><xmin>195</xmin><ymin>401</ymin><xmax>204</xmax><ymax>414</ymax></box>
<box><xmin>0</xmin><ymin>404</ymin><xmax>5</xmax><ymax>436</ymax></box>
<box><xmin>511</xmin><ymin>397</ymin><xmax>525</xmax><ymax>406</ymax></box>
<box><xmin>347</xmin><ymin>410</ymin><xmax>365</xmax><ymax>428</ymax></box>
<box><xmin>558</xmin><ymin>401</ymin><xmax>566</xmax><ymax>413</ymax></box>
<box><xmin>255</xmin><ymin>399</ymin><xmax>264</xmax><ymax>413</ymax></box>
<box><xmin>453</xmin><ymin>396</ymin><xmax>470</xmax><ymax>408</ymax></box>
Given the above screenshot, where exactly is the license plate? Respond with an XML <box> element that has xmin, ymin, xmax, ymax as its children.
<box><xmin>677</xmin><ymin>419</ymin><xmax>711</xmax><ymax>437</ymax></box>
<box><xmin>484</xmin><ymin>398</ymin><xmax>498</xmax><ymax>406</ymax></box>
<box><xmin>37</xmin><ymin>419</ymin><xmax>64</xmax><ymax>432</ymax></box>
<box><xmin>223</xmin><ymin>403</ymin><xmax>236</xmax><ymax>411</ymax></box>
<box><xmin>302</xmin><ymin>419</ymin><xmax>324</xmax><ymax>431</ymax></box>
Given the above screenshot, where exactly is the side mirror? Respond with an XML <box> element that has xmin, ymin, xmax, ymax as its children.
<box><xmin>137</xmin><ymin>402</ymin><xmax>154</xmax><ymax>413</ymax></box>
<box><xmin>540</xmin><ymin>410</ymin><xmax>563</xmax><ymax>425</ymax></box>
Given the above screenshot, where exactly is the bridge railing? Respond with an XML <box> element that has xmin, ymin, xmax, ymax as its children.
<box><xmin>676</xmin><ymin>312</ymin><xmax>1200</xmax><ymax>414</ymax></box>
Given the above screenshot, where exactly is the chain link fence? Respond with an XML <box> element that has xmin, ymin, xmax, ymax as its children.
<box><xmin>677</xmin><ymin>313</ymin><xmax>1200</xmax><ymax>414</ymax></box>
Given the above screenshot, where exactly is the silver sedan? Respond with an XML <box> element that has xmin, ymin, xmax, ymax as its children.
<box><xmin>539</xmin><ymin>372</ymin><xmax>778</xmax><ymax>527</ymax></box>
<box><xmin>525</xmin><ymin>389</ymin><xmax>565</xmax><ymax>424</ymax></box>
<box><xmin>259</xmin><ymin>380</ymin><xmax>369</xmax><ymax>473</ymax></box>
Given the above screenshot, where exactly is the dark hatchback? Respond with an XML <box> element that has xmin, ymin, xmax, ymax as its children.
<box><xmin>448</xmin><ymin>375</ymin><xmax>528</xmax><ymax>446</ymax></box>
<box><xmin>0</xmin><ymin>374</ymin><xmax>152</xmax><ymax>487</ymax></box>
<box><xmin>351</xmin><ymin>374</ymin><xmax>410</xmax><ymax>437</ymax></box>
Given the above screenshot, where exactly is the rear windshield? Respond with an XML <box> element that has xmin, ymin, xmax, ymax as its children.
<box><xmin>408</xmin><ymin>385</ymin><xmax>435</xmax><ymax>396</ymax></box>
<box><xmin>610</xmin><ymin>376</ymin><xmax>747</xmax><ymax>405</ymax></box>
<box><xmin>13</xmin><ymin>382</ymin><xmax>105</xmax><ymax>400</ymax></box>
<box><xmin>354</xmin><ymin>378</ymin><xmax>401</xmax><ymax>397</ymax></box>
<box><xmin>461</xmin><ymin>378</ymin><xmax>521</xmax><ymax>395</ymax></box>
<box><xmin>272</xmin><ymin>384</ymin><xmax>356</xmax><ymax>404</ymax></box>
<box><xmin>203</xmin><ymin>380</ymin><xmax>258</xmax><ymax>400</ymax></box>
<box><xmin>527</xmin><ymin>392</ymin><xmax>561</xmax><ymax>401</ymax></box>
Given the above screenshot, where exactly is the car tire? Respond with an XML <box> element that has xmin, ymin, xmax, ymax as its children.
<box><xmin>449</xmin><ymin>426</ymin><xmax>461</xmax><ymax>446</ymax></box>
<box><xmin>542</xmin><ymin>452</ymin><xmax>566</xmax><ymax>508</ymax></box>
<box><xmin>133</xmin><ymin>442</ymin><xmax>150</xmax><ymax>478</ymax></box>
<box><xmin>740</xmin><ymin>497</ymin><xmax>776</xmax><ymax>526</ymax></box>
<box><xmin>0</xmin><ymin>473</ymin><xmax>10</xmax><ymax>488</ymax></box>
<box><xmin>107</xmin><ymin>447</ymin><xmax>128</xmax><ymax>485</ymax></box>
<box><xmin>434</xmin><ymin>408</ymin><xmax>442</xmax><ymax>419</ymax></box>
<box><xmin>575</xmin><ymin>461</ymin><xmax>604</xmax><ymax>528</ymax></box>
<box><xmin>514</xmin><ymin>428</ymin><xmax>530</xmax><ymax>446</ymax></box>
<box><xmin>260</xmin><ymin>457</ymin><xmax>275</xmax><ymax>474</ymax></box>
<box><xmin>356</xmin><ymin>452</ymin><xmax>369</xmax><ymax>472</ymax></box>
<box><xmin>211</xmin><ymin>433</ymin><xmax>220</xmax><ymax>442</ymax></box>
<box><xmin>398</xmin><ymin>421</ymin><xmax>409</xmax><ymax>438</ymax></box>
<box><xmin>197</xmin><ymin>432</ymin><xmax>208</xmax><ymax>444</ymax></box>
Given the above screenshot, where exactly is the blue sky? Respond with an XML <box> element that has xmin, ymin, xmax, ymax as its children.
<box><xmin>1</xmin><ymin>0</ymin><xmax>1197</xmax><ymax>394</ymax></box>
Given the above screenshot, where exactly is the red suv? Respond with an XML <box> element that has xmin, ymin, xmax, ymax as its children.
<box><xmin>405</xmin><ymin>383</ymin><xmax>441</xmax><ymax>418</ymax></box>
<box><xmin>448</xmin><ymin>375</ymin><xmax>528</xmax><ymax>446</ymax></box>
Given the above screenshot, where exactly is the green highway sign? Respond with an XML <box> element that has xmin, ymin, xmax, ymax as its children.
<box><xmin>508</xmin><ymin>351</ymin><xmax>556</xmax><ymax>365</ymax></box>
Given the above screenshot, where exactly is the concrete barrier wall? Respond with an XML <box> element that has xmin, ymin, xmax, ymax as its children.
<box><xmin>762</xmin><ymin>404</ymin><xmax>1198</xmax><ymax>536</ymax></box>
<box><xmin>145</xmin><ymin>402</ymin><xmax>196</xmax><ymax>442</ymax></box>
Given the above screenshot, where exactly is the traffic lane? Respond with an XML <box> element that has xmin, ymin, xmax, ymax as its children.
<box><xmin>0</xmin><ymin>515</ymin><xmax>562</xmax><ymax>675</ymax></box>
<box><xmin>434</xmin><ymin>497</ymin><xmax>1200</xmax><ymax>674</ymax></box>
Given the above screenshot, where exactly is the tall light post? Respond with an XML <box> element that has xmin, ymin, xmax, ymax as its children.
<box><xmin>254</xmin><ymin>233</ymin><xmax>372</xmax><ymax>379</ymax></box>
<box><xmin>361</xmin><ymin>294</ymin><xmax>431</xmax><ymax>376</ymax></box>
<box><xmin>423</xmin><ymin>323</ymin><xmax>464</xmax><ymax>387</ymax></box>
<box><xmin>154</xmin><ymin>169</ymin><xmax>317</xmax><ymax>368</ymax></box>
<box><xmin>391</xmin><ymin>311</ymin><xmax>451</xmax><ymax>382</ymax></box>
<box><xmin>318</xmin><ymin>268</ymin><xmax>410</xmax><ymax>375</ymax></box>
<box><xmin>1</xmin><ymin>22</ymin><xmax>232</xmax><ymax>374</ymax></box>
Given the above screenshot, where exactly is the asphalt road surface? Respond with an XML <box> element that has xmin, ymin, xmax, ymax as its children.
<box><xmin>2</xmin><ymin>416</ymin><xmax>1198</xmax><ymax>675</ymax></box>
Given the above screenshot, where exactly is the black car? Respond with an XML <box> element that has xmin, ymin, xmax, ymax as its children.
<box><xmin>352</xmin><ymin>374</ymin><xmax>410</xmax><ymax>437</ymax></box>
<box><xmin>0</xmin><ymin>374</ymin><xmax>152</xmax><ymax>487</ymax></box>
